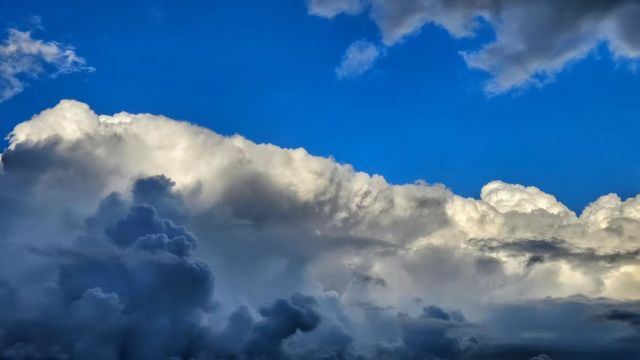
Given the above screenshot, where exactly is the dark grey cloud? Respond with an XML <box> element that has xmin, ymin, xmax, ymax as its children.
<box><xmin>377</xmin><ymin>305</ymin><xmax>478</xmax><ymax>360</ymax></box>
<box><xmin>132</xmin><ymin>175</ymin><xmax>189</xmax><ymax>223</ymax></box>
<box><xmin>0</xmin><ymin>176</ymin><xmax>215</xmax><ymax>359</ymax></box>
<box><xmin>308</xmin><ymin>0</ymin><xmax>640</xmax><ymax>92</ymax></box>
<box><xmin>0</xmin><ymin>175</ymin><xmax>328</xmax><ymax>360</ymax></box>
<box><xmin>211</xmin><ymin>305</ymin><xmax>255</xmax><ymax>355</ymax></box>
<box><xmin>468</xmin><ymin>237</ymin><xmax>640</xmax><ymax>269</ymax></box>
<box><xmin>244</xmin><ymin>294</ymin><xmax>321</xmax><ymax>359</ymax></box>
<box><xmin>474</xmin><ymin>296</ymin><xmax>640</xmax><ymax>359</ymax></box>
<box><xmin>600</xmin><ymin>308</ymin><xmax>640</xmax><ymax>331</ymax></box>
<box><xmin>352</xmin><ymin>271</ymin><xmax>387</xmax><ymax>288</ymax></box>
<box><xmin>105</xmin><ymin>204</ymin><xmax>197</xmax><ymax>254</ymax></box>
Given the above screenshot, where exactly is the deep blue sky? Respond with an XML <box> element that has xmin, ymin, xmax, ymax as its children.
<box><xmin>1</xmin><ymin>0</ymin><xmax>639</xmax><ymax>212</ymax></box>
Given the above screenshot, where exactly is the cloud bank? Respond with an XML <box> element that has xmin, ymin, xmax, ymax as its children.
<box><xmin>1</xmin><ymin>100</ymin><xmax>640</xmax><ymax>358</ymax></box>
<box><xmin>0</xmin><ymin>29</ymin><xmax>93</xmax><ymax>102</ymax></box>
<box><xmin>309</xmin><ymin>0</ymin><xmax>640</xmax><ymax>93</ymax></box>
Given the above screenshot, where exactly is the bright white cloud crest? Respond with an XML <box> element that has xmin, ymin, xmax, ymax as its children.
<box><xmin>2</xmin><ymin>100</ymin><xmax>640</xmax><ymax>358</ymax></box>
<box><xmin>8</xmin><ymin>100</ymin><xmax>640</xmax><ymax>297</ymax></box>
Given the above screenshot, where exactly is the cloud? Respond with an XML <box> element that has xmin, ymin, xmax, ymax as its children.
<box><xmin>0</xmin><ymin>183</ymin><xmax>215</xmax><ymax>359</ymax></box>
<box><xmin>468</xmin><ymin>238</ymin><xmax>640</xmax><ymax>270</ymax></box>
<box><xmin>243</xmin><ymin>294</ymin><xmax>321</xmax><ymax>358</ymax></box>
<box><xmin>0</xmin><ymin>173</ymin><xmax>326</xmax><ymax>359</ymax></box>
<box><xmin>477</xmin><ymin>296</ymin><xmax>640</xmax><ymax>359</ymax></box>
<box><xmin>1</xmin><ymin>100</ymin><xmax>640</xmax><ymax>358</ymax></box>
<box><xmin>0</xmin><ymin>29</ymin><xmax>93</xmax><ymax>102</ymax></box>
<box><xmin>105</xmin><ymin>204</ymin><xmax>197</xmax><ymax>253</ymax></box>
<box><xmin>308</xmin><ymin>0</ymin><xmax>640</xmax><ymax>93</ymax></box>
<box><xmin>336</xmin><ymin>40</ymin><xmax>383</xmax><ymax>79</ymax></box>
<box><xmin>601</xmin><ymin>307</ymin><xmax>640</xmax><ymax>332</ymax></box>
<box><xmin>386</xmin><ymin>305</ymin><xmax>478</xmax><ymax>360</ymax></box>
<box><xmin>307</xmin><ymin>0</ymin><xmax>364</xmax><ymax>18</ymax></box>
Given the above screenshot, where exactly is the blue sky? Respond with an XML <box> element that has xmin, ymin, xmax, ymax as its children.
<box><xmin>2</xmin><ymin>0</ymin><xmax>640</xmax><ymax>211</ymax></box>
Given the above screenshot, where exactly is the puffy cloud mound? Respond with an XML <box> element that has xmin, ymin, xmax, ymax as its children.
<box><xmin>1</xmin><ymin>100</ymin><xmax>640</xmax><ymax>358</ymax></box>
<box><xmin>243</xmin><ymin>294</ymin><xmax>321</xmax><ymax>358</ymax></box>
<box><xmin>0</xmin><ymin>180</ymin><xmax>216</xmax><ymax>359</ymax></box>
<box><xmin>308</xmin><ymin>0</ymin><xmax>640</xmax><ymax>93</ymax></box>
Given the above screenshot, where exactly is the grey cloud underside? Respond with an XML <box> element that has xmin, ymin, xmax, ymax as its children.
<box><xmin>474</xmin><ymin>296</ymin><xmax>640</xmax><ymax>360</ymax></box>
<box><xmin>468</xmin><ymin>238</ymin><xmax>640</xmax><ymax>269</ymax></box>
<box><xmin>1</xmin><ymin>100</ymin><xmax>640</xmax><ymax>359</ymax></box>
<box><xmin>310</xmin><ymin>0</ymin><xmax>640</xmax><ymax>93</ymax></box>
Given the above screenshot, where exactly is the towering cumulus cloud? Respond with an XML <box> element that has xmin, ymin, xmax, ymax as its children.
<box><xmin>309</xmin><ymin>0</ymin><xmax>640</xmax><ymax>93</ymax></box>
<box><xmin>1</xmin><ymin>100</ymin><xmax>640</xmax><ymax>358</ymax></box>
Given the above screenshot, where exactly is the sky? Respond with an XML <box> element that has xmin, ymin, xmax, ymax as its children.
<box><xmin>2</xmin><ymin>0</ymin><xmax>640</xmax><ymax>211</ymax></box>
<box><xmin>2</xmin><ymin>1</ymin><xmax>640</xmax><ymax>360</ymax></box>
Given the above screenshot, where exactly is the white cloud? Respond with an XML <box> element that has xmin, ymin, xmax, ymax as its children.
<box><xmin>2</xmin><ymin>100</ymin><xmax>640</xmax><ymax>357</ymax></box>
<box><xmin>0</xmin><ymin>29</ymin><xmax>93</xmax><ymax>102</ymax></box>
<box><xmin>335</xmin><ymin>40</ymin><xmax>382</xmax><ymax>79</ymax></box>
<box><xmin>7</xmin><ymin>100</ymin><xmax>640</xmax><ymax>302</ymax></box>
<box><xmin>309</xmin><ymin>0</ymin><xmax>640</xmax><ymax>94</ymax></box>
<box><xmin>480</xmin><ymin>181</ymin><xmax>573</xmax><ymax>216</ymax></box>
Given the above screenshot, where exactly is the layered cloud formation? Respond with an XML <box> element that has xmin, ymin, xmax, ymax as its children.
<box><xmin>309</xmin><ymin>0</ymin><xmax>640</xmax><ymax>93</ymax></box>
<box><xmin>1</xmin><ymin>100</ymin><xmax>640</xmax><ymax>359</ymax></box>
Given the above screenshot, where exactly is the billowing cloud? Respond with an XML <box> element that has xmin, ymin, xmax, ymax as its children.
<box><xmin>0</xmin><ymin>29</ymin><xmax>93</xmax><ymax>102</ymax></box>
<box><xmin>308</xmin><ymin>0</ymin><xmax>640</xmax><ymax>93</ymax></box>
<box><xmin>1</xmin><ymin>100</ymin><xmax>640</xmax><ymax>358</ymax></box>
<box><xmin>336</xmin><ymin>40</ymin><xmax>383</xmax><ymax>79</ymax></box>
<box><xmin>377</xmin><ymin>305</ymin><xmax>479</xmax><ymax>359</ymax></box>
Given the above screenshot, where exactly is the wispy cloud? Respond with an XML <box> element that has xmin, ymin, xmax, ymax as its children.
<box><xmin>0</xmin><ymin>28</ymin><xmax>93</xmax><ymax>102</ymax></box>
<box><xmin>335</xmin><ymin>40</ymin><xmax>383</xmax><ymax>79</ymax></box>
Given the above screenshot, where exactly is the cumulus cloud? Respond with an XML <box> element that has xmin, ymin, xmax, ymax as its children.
<box><xmin>336</xmin><ymin>40</ymin><xmax>383</xmax><ymax>79</ymax></box>
<box><xmin>308</xmin><ymin>0</ymin><xmax>640</xmax><ymax>93</ymax></box>
<box><xmin>378</xmin><ymin>305</ymin><xmax>478</xmax><ymax>359</ymax></box>
<box><xmin>1</xmin><ymin>100</ymin><xmax>640</xmax><ymax>358</ymax></box>
<box><xmin>0</xmin><ymin>173</ymin><xmax>326</xmax><ymax>359</ymax></box>
<box><xmin>0</xmin><ymin>29</ymin><xmax>93</xmax><ymax>102</ymax></box>
<box><xmin>4</xmin><ymin>177</ymin><xmax>215</xmax><ymax>359</ymax></box>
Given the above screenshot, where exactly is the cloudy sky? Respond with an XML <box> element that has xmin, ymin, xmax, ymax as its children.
<box><xmin>1</xmin><ymin>1</ymin><xmax>640</xmax><ymax>359</ymax></box>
